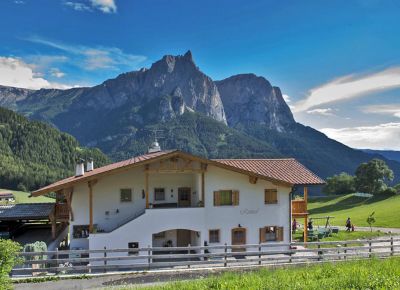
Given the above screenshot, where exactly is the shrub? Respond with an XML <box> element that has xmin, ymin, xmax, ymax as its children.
<box><xmin>23</xmin><ymin>241</ymin><xmax>47</xmax><ymax>269</ymax></box>
<box><xmin>0</xmin><ymin>239</ymin><xmax>22</xmax><ymax>289</ymax></box>
<box><xmin>323</xmin><ymin>172</ymin><xmax>355</xmax><ymax>195</ymax></box>
<box><xmin>380</xmin><ymin>187</ymin><xmax>397</xmax><ymax>195</ymax></box>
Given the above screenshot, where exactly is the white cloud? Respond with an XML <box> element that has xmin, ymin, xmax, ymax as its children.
<box><xmin>307</xmin><ymin>108</ymin><xmax>336</xmax><ymax>116</ymax></box>
<box><xmin>64</xmin><ymin>0</ymin><xmax>116</xmax><ymax>13</ymax></box>
<box><xmin>282</xmin><ymin>94</ymin><xmax>291</xmax><ymax>103</ymax></box>
<box><xmin>362</xmin><ymin>104</ymin><xmax>400</xmax><ymax>118</ymax></box>
<box><xmin>64</xmin><ymin>1</ymin><xmax>92</xmax><ymax>11</ymax></box>
<box><xmin>25</xmin><ymin>36</ymin><xmax>146</xmax><ymax>71</ymax></box>
<box><xmin>0</xmin><ymin>57</ymin><xmax>71</xmax><ymax>90</ymax></box>
<box><xmin>90</xmin><ymin>0</ymin><xmax>117</xmax><ymax>13</ymax></box>
<box><xmin>294</xmin><ymin>68</ymin><xmax>400</xmax><ymax>112</ymax></box>
<box><xmin>50</xmin><ymin>68</ymin><xmax>66</xmax><ymax>78</ymax></box>
<box><xmin>320</xmin><ymin>122</ymin><xmax>400</xmax><ymax>150</ymax></box>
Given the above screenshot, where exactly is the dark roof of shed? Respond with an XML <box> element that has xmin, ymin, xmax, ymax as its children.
<box><xmin>0</xmin><ymin>203</ymin><xmax>54</xmax><ymax>220</ymax></box>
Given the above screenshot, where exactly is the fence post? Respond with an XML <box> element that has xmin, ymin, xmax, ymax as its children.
<box><xmin>55</xmin><ymin>248</ymin><xmax>59</xmax><ymax>271</ymax></box>
<box><xmin>188</xmin><ymin>244</ymin><xmax>191</xmax><ymax>269</ymax></box>
<box><xmin>147</xmin><ymin>245</ymin><xmax>151</xmax><ymax>270</ymax></box>
<box><xmin>258</xmin><ymin>243</ymin><xmax>262</xmax><ymax>265</ymax></box>
<box><xmin>369</xmin><ymin>240</ymin><xmax>372</xmax><ymax>258</ymax></box>
<box><xmin>317</xmin><ymin>243</ymin><xmax>322</xmax><ymax>261</ymax></box>
<box><xmin>104</xmin><ymin>246</ymin><xmax>107</xmax><ymax>273</ymax></box>
<box><xmin>391</xmin><ymin>236</ymin><xmax>394</xmax><ymax>256</ymax></box>
<box><xmin>224</xmin><ymin>243</ymin><xmax>227</xmax><ymax>267</ymax></box>
<box><xmin>344</xmin><ymin>243</ymin><xmax>347</xmax><ymax>260</ymax></box>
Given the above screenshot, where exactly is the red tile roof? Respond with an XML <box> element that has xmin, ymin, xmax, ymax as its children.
<box><xmin>32</xmin><ymin>150</ymin><xmax>175</xmax><ymax>196</ymax></box>
<box><xmin>214</xmin><ymin>158</ymin><xmax>325</xmax><ymax>185</ymax></box>
<box><xmin>32</xmin><ymin>150</ymin><xmax>324</xmax><ymax>196</ymax></box>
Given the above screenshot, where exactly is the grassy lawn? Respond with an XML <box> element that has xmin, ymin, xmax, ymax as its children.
<box><xmin>293</xmin><ymin>229</ymin><xmax>388</xmax><ymax>242</ymax></box>
<box><xmin>134</xmin><ymin>258</ymin><xmax>400</xmax><ymax>290</ymax></box>
<box><xmin>0</xmin><ymin>188</ymin><xmax>54</xmax><ymax>204</ymax></box>
<box><xmin>292</xmin><ymin>229</ymin><xmax>390</xmax><ymax>247</ymax></box>
<box><xmin>308</xmin><ymin>193</ymin><xmax>400</xmax><ymax>228</ymax></box>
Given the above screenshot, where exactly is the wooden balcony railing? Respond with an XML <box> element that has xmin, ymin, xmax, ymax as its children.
<box><xmin>292</xmin><ymin>200</ymin><xmax>307</xmax><ymax>215</ymax></box>
<box><xmin>55</xmin><ymin>203</ymin><xmax>69</xmax><ymax>220</ymax></box>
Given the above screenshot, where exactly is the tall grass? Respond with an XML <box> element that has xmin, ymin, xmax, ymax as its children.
<box><xmin>137</xmin><ymin>258</ymin><xmax>400</xmax><ymax>290</ymax></box>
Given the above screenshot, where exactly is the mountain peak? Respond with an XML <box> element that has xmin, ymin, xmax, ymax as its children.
<box><xmin>216</xmin><ymin>74</ymin><xmax>295</xmax><ymax>131</ymax></box>
<box><xmin>183</xmin><ymin>50</ymin><xmax>193</xmax><ymax>61</ymax></box>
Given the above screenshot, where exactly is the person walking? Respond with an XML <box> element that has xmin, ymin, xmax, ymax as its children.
<box><xmin>346</xmin><ymin>217</ymin><xmax>352</xmax><ymax>232</ymax></box>
<box><xmin>292</xmin><ymin>219</ymin><xmax>297</xmax><ymax>234</ymax></box>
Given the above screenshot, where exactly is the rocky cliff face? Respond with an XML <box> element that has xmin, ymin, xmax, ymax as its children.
<box><xmin>0</xmin><ymin>85</ymin><xmax>32</xmax><ymax>110</ymax></box>
<box><xmin>216</xmin><ymin>74</ymin><xmax>295</xmax><ymax>132</ymax></box>
<box><xmin>67</xmin><ymin>50</ymin><xmax>226</xmax><ymax>123</ymax></box>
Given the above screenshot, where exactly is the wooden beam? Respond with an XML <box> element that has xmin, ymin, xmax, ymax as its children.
<box><xmin>304</xmin><ymin>186</ymin><xmax>308</xmax><ymax>206</ymax></box>
<box><xmin>62</xmin><ymin>188</ymin><xmax>74</xmax><ymax>221</ymax></box>
<box><xmin>50</xmin><ymin>212</ymin><xmax>56</xmax><ymax>239</ymax></box>
<box><xmin>249</xmin><ymin>176</ymin><xmax>258</xmax><ymax>184</ymax></box>
<box><xmin>304</xmin><ymin>216</ymin><xmax>308</xmax><ymax>246</ymax></box>
<box><xmin>145</xmin><ymin>165</ymin><xmax>149</xmax><ymax>209</ymax></box>
<box><xmin>145</xmin><ymin>169</ymin><xmax>205</xmax><ymax>174</ymax></box>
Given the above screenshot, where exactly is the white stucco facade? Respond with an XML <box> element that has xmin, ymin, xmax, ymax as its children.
<box><xmin>68</xmin><ymin>157</ymin><xmax>292</xmax><ymax>265</ymax></box>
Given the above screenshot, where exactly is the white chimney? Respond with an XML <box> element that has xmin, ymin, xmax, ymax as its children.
<box><xmin>86</xmin><ymin>158</ymin><xmax>94</xmax><ymax>172</ymax></box>
<box><xmin>75</xmin><ymin>159</ymin><xmax>85</xmax><ymax>177</ymax></box>
<box><xmin>148</xmin><ymin>141</ymin><xmax>161</xmax><ymax>153</ymax></box>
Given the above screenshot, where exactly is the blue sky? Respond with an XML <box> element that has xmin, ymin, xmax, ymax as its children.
<box><xmin>1</xmin><ymin>0</ymin><xmax>400</xmax><ymax>149</ymax></box>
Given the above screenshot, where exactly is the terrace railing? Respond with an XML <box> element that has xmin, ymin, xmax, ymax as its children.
<box><xmin>11</xmin><ymin>237</ymin><xmax>400</xmax><ymax>278</ymax></box>
<box><xmin>292</xmin><ymin>200</ymin><xmax>307</xmax><ymax>215</ymax></box>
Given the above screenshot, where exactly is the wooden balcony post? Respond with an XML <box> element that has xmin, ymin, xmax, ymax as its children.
<box><xmin>304</xmin><ymin>186</ymin><xmax>308</xmax><ymax>205</ymax></box>
<box><xmin>304</xmin><ymin>216</ymin><xmax>308</xmax><ymax>245</ymax></box>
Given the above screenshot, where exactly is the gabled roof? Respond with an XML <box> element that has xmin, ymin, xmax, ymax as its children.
<box><xmin>31</xmin><ymin>150</ymin><xmax>324</xmax><ymax>196</ymax></box>
<box><xmin>0</xmin><ymin>203</ymin><xmax>54</xmax><ymax>220</ymax></box>
<box><xmin>214</xmin><ymin>159</ymin><xmax>325</xmax><ymax>186</ymax></box>
<box><xmin>0</xmin><ymin>192</ymin><xmax>15</xmax><ymax>198</ymax></box>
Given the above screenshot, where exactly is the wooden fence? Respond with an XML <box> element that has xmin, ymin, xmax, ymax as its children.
<box><xmin>11</xmin><ymin>237</ymin><xmax>400</xmax><ymax>277</ymax></box>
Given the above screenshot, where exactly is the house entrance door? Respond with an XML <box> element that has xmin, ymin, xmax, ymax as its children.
<box><xmin>178</xmin><ymin>187</ymin><xmax>191</xmax><ymax>207</ymax></box>
<box><xmin>231</xmin><ymin>228</ymin><xmax>246</xmax><ymax>252</ymax></box>
<box><xmin>177</xmin><ymin>229</ymin><xmax>191</xmax><ymax>247</ymax></box>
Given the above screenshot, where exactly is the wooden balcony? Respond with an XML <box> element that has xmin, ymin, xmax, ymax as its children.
<box><xmin>292</xmin><ymin>200</ymin><xmax>308</xmax><ymax>217</ymax></box>
<box><xmin>55</xmin><ymin>203</ymin><xmax>69</xmax><ymax>221</ymax></box>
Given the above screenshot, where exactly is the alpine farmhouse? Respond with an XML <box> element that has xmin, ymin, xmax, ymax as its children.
<box><xmin>32</xmin><ymin>144</ymin><xmax>324</xmax><ymax>264</ymax></box>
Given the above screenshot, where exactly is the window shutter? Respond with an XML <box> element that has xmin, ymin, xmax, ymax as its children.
<box><xmin>233</xmin><ymin>190</ymin><xmax>239</xmax><ymax>205</ymax></box>
<box><xmin>213</xmin><ymin>191</ymin><xmax>220</xmax><ymax>206</ymax></box>
<box><xmin>277</xmin><ymin>227</ymin><xmax>284</xmax><ymax>241</ymax></box>
<box><xmin>259</xmin><ymin>227</ymin><xmax>266</xmax><ymax>243</ymax></box>
<box><xmin>273</xmin><ymin>190</ymin><xmax>278</xmax><ymax>203</ymax></box>
<box><xmin>265</xmin><ymin>189</ymin><xmax>278</xmax><ymax>204</ymax></box>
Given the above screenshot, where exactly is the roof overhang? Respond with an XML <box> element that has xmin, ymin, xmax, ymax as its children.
<box><xmin>31</xmin><ymin>150</ymin><xmax>323</xmax><ymax>197</ymax></box>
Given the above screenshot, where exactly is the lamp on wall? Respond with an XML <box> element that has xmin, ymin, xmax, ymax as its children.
<box><xmin>238</xmin><ymin>224</ymin><xmax>242</xmax><ymax>228</ymax></box>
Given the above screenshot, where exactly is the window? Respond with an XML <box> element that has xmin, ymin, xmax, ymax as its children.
<box><xmin>128</xmin><ymin>242</ymin><xmax>139</xmax><ymax>255</ymax></box>
<box><xmin>265</xmin><ymin>189</ymin><xmax>278</xmax><ymax>204</ymax></box>
<box><xmin>259</xmin><ymin>226</ymin><xmax>283</xmax><ymax>242</ymax></box>
<box><xmin>72</xmin><ymin>225</ymin><xmax>89</xmax><ymax>239</ymax></box>
<box><xmin>209</xmin><ymin>229</ymin><xmax>220</xmax><ymax>243</ymax></box>
<box><xmin>213</xmin><ymin>190</ymin><xmax>239</xmax><ymax>206</ymax></box>
<box><xmin>154</xmin><ymin>188</ymin><xmax>165</xmax><ymax>201</ymax></box>
<box><xmin>120</xmin><ymin>188</ymin><xmax>132</xmax><ymax>202</ymax></box>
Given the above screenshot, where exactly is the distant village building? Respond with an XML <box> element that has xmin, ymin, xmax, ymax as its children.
<box><xmin>0</xmin><ymin>192</ymin><xmax>15</xmax><ymax>203</ymax></box>
<box><xmin>32</xmin><ymin>147</ymin><xmax>324</xmax><ymax>265</ymax></box>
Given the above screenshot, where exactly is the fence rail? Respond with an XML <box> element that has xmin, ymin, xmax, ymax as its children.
<box><xmin>11</xmin><ymin>237</ymin><xmax>400</xmax><ymax>278</ymax></box>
